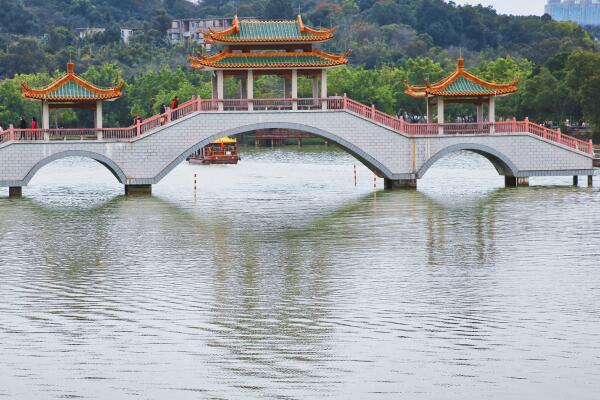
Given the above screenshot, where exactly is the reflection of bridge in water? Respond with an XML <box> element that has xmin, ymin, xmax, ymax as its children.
<box><xmin>0</xmin><ymin>96</ymin><xmax>594</xmax><ymax>197</ymax></box>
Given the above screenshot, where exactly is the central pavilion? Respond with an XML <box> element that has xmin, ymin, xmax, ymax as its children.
<box><xmin>190</xmin><ymin>15</ymin><xmax>349</xmax><ymax>110</ymax></box>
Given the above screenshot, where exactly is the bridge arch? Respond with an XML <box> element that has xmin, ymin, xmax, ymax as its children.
<box><xmin>23</xmin><ymin>150</ymin><xmax>128</xmax><ymax>185</ymax></box>
<box><xmin>152</xmin><ymin>121</ymin><xmax>397</xmax><ymax>183</ymax></box>
<box><xmin>417</xmin><ymin>143</ymin><xmax>519</xmax><ymax>179</ymax></box>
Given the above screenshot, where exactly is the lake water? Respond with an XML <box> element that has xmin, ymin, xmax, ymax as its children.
<box><xmin>0</xmin><ymin>146</ymin><xmax>599</xmax><ymax>399</ymax></box>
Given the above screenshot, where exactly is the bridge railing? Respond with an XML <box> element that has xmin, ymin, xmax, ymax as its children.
<box><xmin>0</xmin><ymin>96</ymin><xmax>593</xmax><ymax>155</ymax></box>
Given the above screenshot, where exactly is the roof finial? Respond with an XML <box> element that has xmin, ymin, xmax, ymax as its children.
<box><xmin>67</xmin><ymin>62</ymin><xmax>75</xmax><ymax>74</ymax></box>
<box><xmin>457</xmin><ymin>57</ymin><xmax>464</xmax><ymax>70</ymax></box>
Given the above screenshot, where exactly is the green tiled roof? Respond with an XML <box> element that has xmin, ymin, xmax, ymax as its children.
<box><xmin>441</xmin><ymin>76</ymin><xmax>495</xmax><ymax>94</ymax></box>
<box><xmin>47</xmin><ymin>81</ymin><xmax>97</xmax><ymax>99</ymax></box>
<box><xmin>231</xmin><ymin>21</ymin><xmax>320</xmax><ymax>40</ymax></box>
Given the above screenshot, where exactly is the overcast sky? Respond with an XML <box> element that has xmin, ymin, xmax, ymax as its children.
<box><xmin>450</xmin><ymin>0</ymin><xmax>547</xmax><ymax>16</ymax></box>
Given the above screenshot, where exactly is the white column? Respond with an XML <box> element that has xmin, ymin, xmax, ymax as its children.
<box><xmin>321</xmin><ymin>69</ymin><xmax>328</xmax><ymax>110</ymax></box>
<box><xmin>489</xmin><ymin>97</ymin><xmax>496</xmax><ymax>133</ymax></box>
<box><xmin>42</xmin><ymin>100</ymin><xmax>50</xmax><ymax>129</ymax></box>
<box><xmin>42</xmin><ymin>100</ymin><xmax>50</xmax><ymax>140</ymax></box>
<box><xmin>211</xmin><ymin>73</ymin><xmax>218</xmax><ymax>99</ymax></box>
<box><xmin>247</xmin><ymin>70</ymin><xmax>254</xmax><ymax>111</ymax></box>
<box><xmin>312</xmin><ymin>76</ymin><xmax>319</xmax><ymax>99</ymax></box>
<box><xmin>437</xmin><ymin>97</ymin><xmax>444</xmax><ymax>135</ymax></box>
<box><xmin>95</xmin><ymin>101</ymin><xmax>103</xmax><ymax>140</ymax></box>
<box><xmin>95</xmin><ymin>101</ymin><xmax>103</xmax><ymax>129</ymax></box>
<box><xmin>488</xmin><ymin>97</ymin><xmax>496</xmax><ymax>123</ymax></box>
<box><xmin>217</xmin><ymin>70</ymin><xmax>224</xmax><ymax>111</ymax></box>
<box><xmin>291</xmin><ymin>69</ymin><xmax>298</xmax><ymax>111</ymax></box>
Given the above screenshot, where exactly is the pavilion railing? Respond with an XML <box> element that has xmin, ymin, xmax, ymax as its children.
<box><xmin>0</xmin><ymin>96</ymin><xmax>593</xmax><ymax>155</ymax></box>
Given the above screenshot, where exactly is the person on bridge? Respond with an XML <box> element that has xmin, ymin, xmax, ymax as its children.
<box><xmin>19</xmin><ymin>116</ymin><xmax>27</xmax><ymax>130</ymax></box>
<box><xmin>159</xmin><ymin>103</ymin><xmax>167</xmax><ymax>125</ymax></box>
<box><xmin>31</xmin><ymin>117</ymin><xmax>37</xmax><ymax>130</ymax></box>
<box><xmin>171</xmin><ymin>97</ymin><xmax>179</xmax><ymax>110</ymax></box>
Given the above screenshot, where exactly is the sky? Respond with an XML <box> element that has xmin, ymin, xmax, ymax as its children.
<box><xmin>450</xmin><ymin>0</ymin><xmax>547</xmax><ymax>16</ymax></box>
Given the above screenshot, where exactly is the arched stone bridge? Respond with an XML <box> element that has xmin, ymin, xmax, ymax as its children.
<box><xmin>0</xmin><ymin>98</ymin><xmax>594</xmax><ymax>195</ymax></box>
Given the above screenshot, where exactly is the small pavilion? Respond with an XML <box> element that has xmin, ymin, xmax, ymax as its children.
<box><xmin>190</xmin><ymin>15</ymin><xmax>349</xmax><ymax>110</ymax></box>
<box><xmin>21</xmin><ymin>63</ymin><xmax>124</xmax><ymax>130</ymax></box>
<box><xmin>404</xmin><ymin>58</ymin><xmax>518</xmax><ymax>125</ymax></box>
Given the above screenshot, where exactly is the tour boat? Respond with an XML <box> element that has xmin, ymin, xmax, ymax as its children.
<box><xmin>188</xmin><ymin>136</ymin><xmax>240</xmax><ymax>164</ymax></box>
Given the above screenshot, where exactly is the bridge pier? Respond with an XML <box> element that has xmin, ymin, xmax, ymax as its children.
<box><xmin>125</xmin><ymin>184</ymin><xmax>152</xmax><ymax>195</ymax></box>
<box><xmin>505</xmin><ymin>176</ymin><xmax>517</xmax><ymax>187</ymax></box>
<box><xmin>385</xmin><ymin>179</ymin><xmax>417</xmax><ymax>189</ymax></box>
<box><xmin>573</xmin><ymin>176</ymin><xmax>579</xmax><ymax>186</ymax></box>
<box><xmin>8</xmin><ymin>187</ymin><xmax>22</xmax><ymax>198</ymax></box>
<box><xmin>588</xmin><ymin>175</ymin><xmax>594</xmax><ymax>187</ymax></box>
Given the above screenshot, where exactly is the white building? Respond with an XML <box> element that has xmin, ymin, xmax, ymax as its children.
<box><xmin>76</xmin><ymin>28</ymin><xmax>106</xmax><ymax>40</ymax></box>
<box><xmin>167</xmin><ymin>17</ymin><xmax>255</xmax><ymax>44</ymax></box>
<box><xmin>546</xmin><ymin>0</ymin><xmax>600</xmax><ymax>26</ymax></box>
<box><xmin>120</xmin><ymin>28</ymin><xmax>140</xmax><ymax>44</ymax></box>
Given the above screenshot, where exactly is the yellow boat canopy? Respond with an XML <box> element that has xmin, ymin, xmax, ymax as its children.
<box><xmin>211</xmin><ymin>136</ymin><xmax>237</xmax><ymax>144</ymax></box>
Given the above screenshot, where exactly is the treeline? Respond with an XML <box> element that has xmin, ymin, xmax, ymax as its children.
<box><xmin>0</xmin><ymin>0</ymin><xmax>597</xmax><ymax>78</ymax></box>
<box><xmin>3</xmin><ymin>50</ymin><xmax>600</xmax><ymax>139</ymax></box>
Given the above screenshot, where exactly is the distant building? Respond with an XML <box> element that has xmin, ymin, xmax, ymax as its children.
<box><xmin>545</xmin><ymin>0</ymin><xmax>600</xmax><ymax>26</ymax></box>
<box><xmin>167</xmin><ymin>17</ymin><xmax>256</xmax><ymax>44</ymax></box>
<box><xmin>120</xmin><ymin>28</ymin><xmax>140</xmax><ymax>44</ymax></box>
<box><xmin>76</xmin><ymin>28</ymin><xmax>105</xmax><ymax>40</ymax></box>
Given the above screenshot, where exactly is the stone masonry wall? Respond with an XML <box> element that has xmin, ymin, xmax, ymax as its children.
<box><xmin>0</xmin><ymin>110</ymin><xmax>593</xmax><ymax>187</ymax></box>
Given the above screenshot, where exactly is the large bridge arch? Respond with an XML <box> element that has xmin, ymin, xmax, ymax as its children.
<box><xmin>417</xmin><ymin>143</ymin><xmax>519</xmax><ymax>179</ymax></box>
<box><xmin>23</xmin><ymin>150</ymin><xmax>128</xmax><ymax>185</ymax></box>
<box><xmin>152</xmin><ymin>121</ymin><xmax>398</xmax><ymax>184</ymax></box>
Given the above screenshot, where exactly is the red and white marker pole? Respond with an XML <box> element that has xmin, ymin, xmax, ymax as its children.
<box><xmin>194</xmin><ymin>173</ymin><xmax>197</xmax><ymax>192</ymax></box>
<box><xmin>354</xmin><ymin>164</ymin><xmax>357</xmax><ymax>186</ymax></box>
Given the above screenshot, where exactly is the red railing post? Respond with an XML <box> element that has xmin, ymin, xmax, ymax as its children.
<box><xmin>512</xmin><ymin>117</ymin><xmax>517</xmax><ymax>132</ymax></box>
<box><xmin>343</xmin><ymin>93</ymin><xmax>347</xmax><ymax>110</ymax></box>
<box><xmin>136</xmin><ymin>120</ymin><xmax>141</xmax><ymax>136</ymax></box>
<box><xmin>589</xmin><ymin>139</ymin><xmax>594</xmax><ymax>155</ymax></box>
<box><xmin>166</xmin><ymin>107</ymin><xmax>172</xmax><ymax>123</ymax></box>
<box><xmin>9</xmin><ymin>124</ymin><xmax>14</xmax><ymax>141</ymax></box>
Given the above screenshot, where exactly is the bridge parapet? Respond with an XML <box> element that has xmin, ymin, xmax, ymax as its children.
<box><xmin>0</xmin><ymin>97</ymin><xmax>592</xmax><ymax>156</ymax></box>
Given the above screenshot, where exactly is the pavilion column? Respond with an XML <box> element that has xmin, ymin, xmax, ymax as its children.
<box><xmin>42</xmin><ymin>100</ymin><xmax>50</xmax><ymax>141</ymax></box>
<box><xmin>247</xmin><ymin>70</ymin><xmax>254</xmax><ymax>111</ymax></box>
<box><xmin>216</xmin><ymin>70</ymin><xmax>224</xmax><ymax>111</ymax></box>
<box><xmin>321</xmin><ymin>69</ymin><xmax>328</xmax><ymax>110</ymax></box>
<box><xmin>312</xmin><ymin>76</ymin><xmax>319</xmax><ymax>100</ymax></box>
<box><xmin>291</xmin><ymin>69</ymin><xmax>298</xmax><ymax>111</ymax></box>
<box><xmin>437</xmin><ymin>97</ymin><xmax>444</xmax><ymax>135</ymax></box>
<box><xmin>489</xmin><ymin>97</ymin><xmax>496</xmax><ymax>134</ymax></box>
<box><xmin>95</xmin><ymin>101</ymin><xmax>103</xmax><ymax>140</ymax></box>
